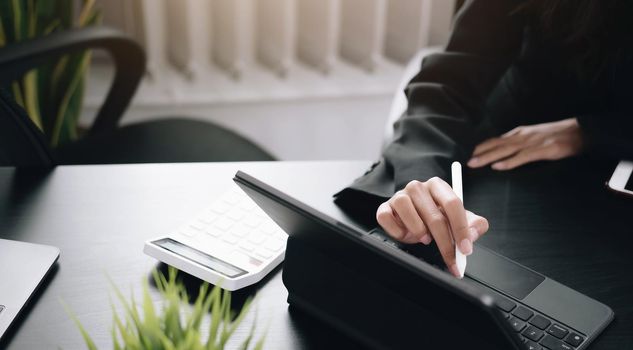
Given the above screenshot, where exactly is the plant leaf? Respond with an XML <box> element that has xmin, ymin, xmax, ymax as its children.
<box><xmin>60</xmin><ymin>299</ymin><xmax>98</xmax><ymax>350</ymax></box>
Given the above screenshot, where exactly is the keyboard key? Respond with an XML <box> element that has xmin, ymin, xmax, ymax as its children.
<box><xmin>564</xmin><ymin>332</ymin><xmax>584</xmax><ymax>347</ymax></box>
<box><xmin>524</xmin><ymin>340</ymin><xmax>539</xmax><ymax>350</ymax></box>
<box><xmin>198</xmin><ymin>212</ymin><xmax>218</xmax><ymax>224</ymax></box>
<box><xmin>512</xmin><ymin>306</ymin><xmax>534</xmax><ymax>321</ymax></box>
<box><xmin>547</xmin><ymin>324</ymin><xmax>569</xmax><ymax>339</ymax></box>
<box><xmin>214</xmin><ymin>217</ymin><xmax>234</xmax><ymax>231</ymax></box>
<box><xmin>529</xmin><ymin>314</ymin><xmax>551</xmax><ymax>330</ymax></box>
<box><xmin>227</xmin><ymin>208</ymin><xmax>246</xmax><ymax>221</ymax></box>
<box><xmin>248</xmin><ymin>232</ymin><xmax>266</xmax><ymax>245</ymax></box>
<box><xmin>222</xmin><ymin>234</ymin><xmax>240</xmax><ymax>245</ymax></box>
<box><xmin>210</xmin><ymin>201</ymin><xmax>231</xmax><ymax>214</ymax></box>
<box><xmin>224</xmin><ymin>192</ymin><xmax>242</xmax><ymax>205</ymax></box>
<box><xmin>264</xmin><ymin>238</ymin><xmax>284</xmax><ymax>252</ymax></box>
<box><xmin>508</xmin><ymin>317</ymin><xmax>526</xmax><ymax>332</ymax></box>
<box><xmin>495</xmin><ymin>296</ymin><xmax>517</xmax><ymax>313</ymax></box>
<box><xmin>230</xmin><ymin>224</ymin><xmax>251</xmax><ymax>238</ymax></box>
<box><xmin>190</xmin><ymin>221</ymin><xmax>205</xmax><ymax>230</ymax></box>
<box><xmin>239</xmin><ymin>241</ymin><xmax>256</xmax><ymax>252</ymax></box>
<box><xmin>205</xmin><ymin>228</ymin><xmax>222</xmax><ymax>237</ymax></box>
<box><xmin>255</xmin><ymin>248</ymin><xmax>273</xmax><ymax>260</ymax></box>
<box><xmin>244</xmin><ymin>216</ymin><xmax>262</xmax><ymax>228</ymax></box>
<box><xmin>180</xmin><ymin>226</ymin><xmax>199</xmax><ymax>237</ymax></box>
<box><xmin>260</xmin><ymin>222</ymin><xmax>278</xmax><ymax>235</ymax></box>
<box><xmin>540</xmin><ymin>334</ymin><xmax>573</xmax><ymax>350</ymax></box>
<box><xmin>239</xmin><ymin>200</ymin><xmax>257</xmax><ymax>211</ymax></box>
<box><xmin>522</xmin><ymin>325</ymin><xmax>544</xmax><ymax>342</ymax></box>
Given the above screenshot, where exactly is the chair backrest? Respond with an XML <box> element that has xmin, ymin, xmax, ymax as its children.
<box><xmin>0</xmin><ymin>88</ymin><xmax>56</xmax><ymax>167</ymax></box>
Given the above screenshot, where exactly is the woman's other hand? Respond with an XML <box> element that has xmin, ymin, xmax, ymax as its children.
<box><xmin>468</xmin><ymin>118</ymin><xmax>584</xmax><ymax>170</ymax></box>
<box><xmin>376</xmin><ymin>178</ymin><xmax>489</xmax><ymax>278</ymax></box>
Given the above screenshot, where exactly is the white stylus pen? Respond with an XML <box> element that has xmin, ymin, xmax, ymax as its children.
<box><xmin>451</xmin><ymin>161</ymin><xmax>467</xmax><ymax>278</ymax></box>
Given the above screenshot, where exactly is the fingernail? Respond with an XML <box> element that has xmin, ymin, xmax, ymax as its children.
<box><xmin>469</xmin><ymin>227</ymin><xmax>479</xmax><ymax>241</ymax></box>
<box><xmin>492</xmin><ymin>162</ymin><xmax>505</xmax><ymax>170</ymax></box>
<box><xmin>467</xmin><ymin>158</ymin><xmax>479</xmax><ymax>167</ymax></box>
<box><xmin>459</xmin><ymin>238</ymin><xmax>473</xmax><ymax>256</ymax></box>
<box><xmin>419</xmin><ymin>234</ymin><xmax>432</xmax><ymax>245</ymax></box>
<box><xmin>449</xmin><ymin>264</ymin><xmax>461</xmax><ymax>278</ymax></box>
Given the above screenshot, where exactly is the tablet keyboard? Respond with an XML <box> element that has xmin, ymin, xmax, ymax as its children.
<box><xmin>367</xmin><ymin>228</ymin><xmax>586</xmax><ymax>350</ymax></box>
<box><xmin>144</xmin><ymin>184</ymin><xmax>288</xmax><ymax>291</ymax></box>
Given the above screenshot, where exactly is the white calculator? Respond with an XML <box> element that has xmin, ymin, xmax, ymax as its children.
<box><xmin>144</xmin><ymin>184</ymin><xmax>288</xmax><ymax>291</ymax></box>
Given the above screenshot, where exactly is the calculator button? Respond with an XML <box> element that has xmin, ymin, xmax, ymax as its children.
<box><xmin>512</xmin><ymin>306</ymin><xmax>534</xmax><ymax>321</ymax></box>
<box><xmin>529</xmin><ymin>314</ymin><xmax>551</xmax><ymax>330</ymax></box>
<box><xmin>264</xmin><ymin>239</ymin><xmax>284</xmax><ymax>252</ymax></box>
<box><xmin>222</xmin><ymin>234</ymin><xmax>240</xmax><ymax>245</ymax></box>
<box><xmin>230</xmin><ymin>224</ymin><xmax>251</xmax><ymax>238</ymax></box>
<box><xmin>239</xmin><ymin>241</ymin><xmax>256</xmax><ymax>252</ymax></box>
<box><xmin>508</xmin><ymin>317</ymin><xmax>526</xmax><ymax>332</ymax></box>
<box><xmin>260</xmin><ymin>222</ymin><xmax>277</xmax><ymax>235</ymax></box>
<box><xmin>239</xmin><ymin>201</ymin><xmax>257</xmax><ymax>211</ymax></box>
<box><xmin>198</xmin><ymin>212</ymin><xmax>218</xmax><ymax>224</ymax></box>
<box><xmin>227</xmin><ymin>209</ymin><xmax>245</xmax><ymax>221</ymax></box>
<box><xmin>205</xmin><ymin>228</ymin><xmax>222</xmax><ymax>237</ymax></box>
<box><xmin>210</xmin><ymin>201</ymin><xmax>230</xmax><ymax>214</ymax></box>
<box><xmin>547</xmin><ymin>324</ymin><xmax>569</xmax><ymax>339</ymax></box>
<box><xmin>214</xmin><ymin>217</ymin><xmax>234</xmax><ymax>231</ymax></box>
<box><xmin>522</xmin><ymin>325</ymin><xmax>544</xmax><ymax>342</ymax></box>
<box><xmin>255</xmin><ymin>248</ymin><xmax>273</xmax><ymax>260</ymax></box>
<box><xmin>190</xmin><ymin>221</ymin><xmax>205</xmax><ymax>230</ymax></box>
<box><xmin>495</xmin><ymin>296</ymin><xmax>517</xmax><ymax>313</ymax></box>
<box><xmin>181</xmin><ymin>226</ymin><xmax>198</xmax><ymax>237</ymax></box>
<box><xmin>224</xmin><ymin>192</ymin><xmax>241</xmax><ymax>205</ymax></box>
<box><xmin>244</xmin><ymin>216</ymin><xmax>262</xmax><ymax>228</ymax></box>
<box><xmin>564</xmin><ymin>332</ymin><xmax>584</xmax><ymax>347</ymax></box>
<box><xmin>247</xmin><ymin>233</ymin><xmax>266</xmax><ymax>245</ymax></box>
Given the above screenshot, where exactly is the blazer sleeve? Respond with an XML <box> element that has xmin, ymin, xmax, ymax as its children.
<box><xmin>334</xmin><ymin>0</ymin><xmax>526</xmax><ymax>222</ymax></box>
<box><xmin>577</xmin><ymin>115</ymin><xmax>633</xmax><ymax>160</ymax></box>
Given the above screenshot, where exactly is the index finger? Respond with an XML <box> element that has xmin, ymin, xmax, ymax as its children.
<box><xmin>427</xmin><ymin>178</ymin><xmax>471</xmax><ymax>255</ymax></box>
<box><xmin>472</xmin><ymin>137</ymin><xmax>504</xmax><ymax>156</ymax></box>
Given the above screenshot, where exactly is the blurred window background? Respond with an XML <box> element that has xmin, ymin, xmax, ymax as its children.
<box><xmin>87</xmin><ymin>0</ymin><xmax>457</xmax><ymax>160</ymax></box>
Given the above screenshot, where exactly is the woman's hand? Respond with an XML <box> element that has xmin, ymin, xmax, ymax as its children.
<box><xmin>376</xmin><ymin>178</ymin><xmax>489</xmax><ymax>278</ymax></box>
<box><xmin>468</xmin><ymin>118</ymin><xmax>584</xmax><ymax>170</ymax></box>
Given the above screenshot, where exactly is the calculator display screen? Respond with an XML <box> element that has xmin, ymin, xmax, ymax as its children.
<box><xmin>153</xmin><ymin>238</ymin><xmax>247</xmax><ymax>278</ymax></box>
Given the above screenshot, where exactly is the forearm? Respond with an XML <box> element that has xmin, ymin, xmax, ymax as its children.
<box><xmin>334</xmin><ymin>0</ymin><xmax>526</xmax><ymax>217</ymax></box>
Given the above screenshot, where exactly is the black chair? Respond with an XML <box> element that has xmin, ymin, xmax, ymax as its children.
<box><xmin>0</xmin><ymin>27</ymin><xmax>275</xmax><ymax>167</ymax></box>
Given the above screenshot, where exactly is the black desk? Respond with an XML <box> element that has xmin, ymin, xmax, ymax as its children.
<box><xmin>0</xmin><ymin>160</ymin><xmax>631</xmax><ymax>349</ymax></box>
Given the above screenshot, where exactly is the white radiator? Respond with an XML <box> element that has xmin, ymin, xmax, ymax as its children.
<box><xmin>96</xmin><ymin>0</ymin><xmax>454</xmax><ymax>84</ymax></box>
<box><xmin>87</xmin><ymin>0</ymin><xmax>455</xmax><ymax>160</ymax></box>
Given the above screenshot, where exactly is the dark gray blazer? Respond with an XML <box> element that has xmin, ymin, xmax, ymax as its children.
<box><xmin>334</xmin><ymin>0</ymin><xmax>633</xmax><ymax>222</ymax></box>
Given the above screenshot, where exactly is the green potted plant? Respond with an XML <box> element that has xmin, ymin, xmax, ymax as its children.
<box><xmin>65</xmin><ymin>267</ymin><xmax>266</xmax><ymax>349</ymax></box>
<box><xmin>0</xmin><ymin>0</ymin><xmax>100</xmax><ymax>147</ymax></box>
